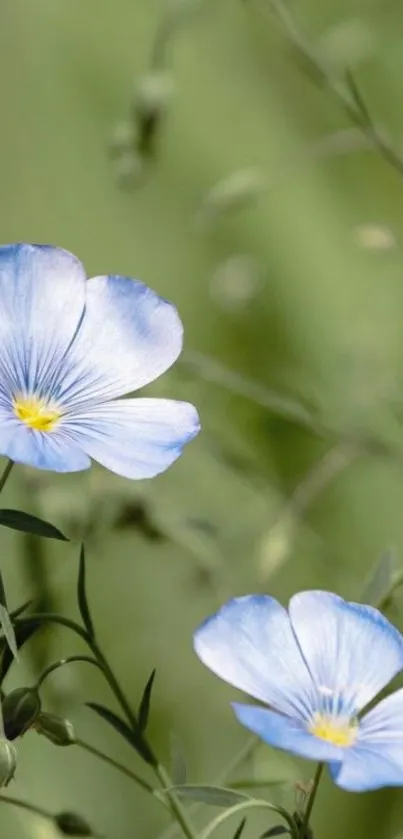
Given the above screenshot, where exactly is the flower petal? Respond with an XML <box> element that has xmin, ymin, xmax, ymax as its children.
<box><xmin>0</xmin><ymin>412</ymin><xmax>90</xmax><ymax>472</ymax></box>
<box><xmin>193</xmin><ymin>595</ymin><xmax>316</xmax><ymax>719</ymax></box>
<box><xmin>0</xmin><ymin>244</ymin><xmax>86</xmax><ymax>397</ymax></box>
<box><xmin>233</xmin><ymin>704</ymin><xmax>344</xmax><ymax>763</ymax></box>
<box><xmin>55</xmin><ymin>275</ymin><xmax>184</xmax><ymax>405</ymax></box>
<box><xmin>60</xmin><ymin>398</ymin><xmax>200</xmax><ymax>479</ymax></box>
<box><xmin>331</xmin><ymin>689</ymin><xmax>403</xmax><ymax>791</ymax></box>
<box><xmin>289</xmin><ymin>591</ymin><xmax>403</xmax><ymax>715</ymax></box>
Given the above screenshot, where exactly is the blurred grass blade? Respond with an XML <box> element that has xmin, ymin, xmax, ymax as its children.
<box><xmin>86</xmin><ymin>702</ymin><xmax>156</xmax><ymax>765</ymax></box>
<box><xmin>261</xmin><ymin>828</ymin><xmax>289</xmax><ymax>838</ymax></box>
<box><xmin>361</xmin><ymin>547</ymin><xmax>400</xmax><ymax>607</ymax></box>
<box><xmin>138</xmin><ymin>669</ymin><xmax>156</xmax><ymax>732</ymax></box>
<box><xmin>166</xmin><ymin>785</ymin><xmax>250</xmax><ymax>806</ymax></box>
<box><xmin>0</xmin><ymin>509</ymin><xmax>68</xmax><ymax>541</ymax></box>
<box><xmin>77</xmin><ymin>545</ymin><xmax>95</xmax><ymax>639</ymax></box>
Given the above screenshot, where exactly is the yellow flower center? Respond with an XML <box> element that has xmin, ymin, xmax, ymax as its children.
<box><xmin>309</xmin><ymin>714</ymin><xmax>358</xmax><ymax>747</ymax></box>
<box><xmin>13</xmin><ymin>395</ymin><xmax>62</xmax><ymax>432</ymax></box>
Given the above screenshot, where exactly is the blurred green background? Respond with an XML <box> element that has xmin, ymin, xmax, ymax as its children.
<box><xmin>2</xmin><ymin>0</ymin><xmax>403</xmax><ymax>837</ymax></box>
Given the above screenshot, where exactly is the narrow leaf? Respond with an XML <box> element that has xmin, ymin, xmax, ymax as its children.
<box><xmin>0</xmin><ymin>571</ymin><xmax>18</xmax><ymax>661</ymax></box>
<box><xmin>86</xmin><ymin>702</ymin><xmax>156</xmax><ymax>766</ymax></box>
<box><xmin>170</xmin><ymin>732</ymin><xmax>187</xmax><ymax>785</ymax></box>
<box><xmin>167</xmin><ymin>785</ymin><xmax>250</xmax><ymax>807</ymax></box>
<box><xmin>9</xmin><ymin>599</ymin><xmax>33</xmax><ymax>620</ymax></box>
<box><xmin>0</xmin><ymin>509</ymin><xmax>68</xmax><ymax>541</ymax></box>
<box><xmin>77</xmin><ymin>545</ymin><xmax>94</xmax><ymax>638</ymax></box>
<box><xmin>0</xmin><ymin>619</ymin><xmax>42</xmax><ymax>683</ymax></box>
<box><xmin>233</xmin><ymin>818</ymin><xmax>247</xmax><ymax>839</ymax></box>
<box><xmin>138</xmin><ymin>669</ymin><xmax>156</xmax><ymax>732</ymax></box>
<box><xmin>261</xmin><ymin>828</ymin><xmax>289</xmax><ymax>838</ymax></box>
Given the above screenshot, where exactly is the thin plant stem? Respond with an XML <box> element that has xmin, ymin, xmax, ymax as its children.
<box><xmin>0</xmin><ymin>460</ymin><xmax>13</xmax><ymax>495</ymax></box>
<box><xmin>85</xmin><ymin>637</ymin><xmax>197</xmax><ymax>839</ymax></box>
<box><xmin>299</xmin><ymin>763</ymin><xmax>324</xmax><ymax>838</ymax></box>
<box><xmin>75</xmin><ymin>736</ymin><xmax>155</xmax><ymax>794</ymax></box>
<box><xmin>157</xmin><ymin>736</ymin><xmax>258</xmax><ymax>839</ymax></box>
<box><xmin>0</xmin><ymin>793</ymin><xmax>54</xmax><ymax>822</ymax></box>
<box><xmin>36</xmin><ymin>655</ymin><xmax>102</xmax><ymax>688</ymax></box>
<box><xmin>264</xmin><ymin>0</ymin><xmax>403</xmax><ymax>181</ymax></box>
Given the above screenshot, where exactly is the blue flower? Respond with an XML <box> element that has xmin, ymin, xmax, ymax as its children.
<box><xmin>0</xmin><ymin>243</ymin><xmax>200</xmax><ymax>478</ymax></box>
<box><xmin>194</xmin><ymin>591</ymin><xmax>403</xmax><ymax>792</ymax></box>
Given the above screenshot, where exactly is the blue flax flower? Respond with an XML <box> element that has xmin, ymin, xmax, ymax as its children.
<box><xmin>0</xmin><ymin>243</ymin><xmax>199</xmax><ymax>478</ymax></box>
<box><xmin>194</xmin><ymin>591</ymin><xmax>403</xmax><ymax>791</ymax></box>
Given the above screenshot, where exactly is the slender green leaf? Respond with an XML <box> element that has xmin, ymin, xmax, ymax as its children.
<box><xmin>166</xmin><ymin>785</ymin><xmax>251</xmax><ymax>807</ymax></box>
<box><xmin>86</xmin><ymin>702</ymin><xmax>156</xmax><ymax>765</ymax></box>
<box><xmin>138</xmin><ymin>668</ymin><xmax>156</xmax><ymax>732</ymax></box>
<box><xmin>9</xmin><ymin>599</ymin><xmax>33</xmax><ymax>620</ymax></box>
<box><xmin>0</xmin><ymin>509</ymin><xmax>68</xmax><ymax>541</ymax></box>
<box><xmin>77</xmin><ymin>545</ymin><xmax>94</xmax><ymax>638</ymax></box>
<box><xmin>261</xmin><ymin>827</ymin><xmax>289</xmax><ymax>838</ymax></box>
<box><xmin>233</xmin><ymin>818</ymin><xmax>247</xmax><ymax>839</ymax></box>
<box><xmin>0</xmin><ymin>619</ymin><xmax>42</xmax><ymax>683</ymax></box>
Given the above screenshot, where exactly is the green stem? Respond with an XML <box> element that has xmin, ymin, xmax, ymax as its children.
<box><xmin>75</xmin><ymin>736</ymin><xmax>155</xmax><ymax>794</ymax></box>
<box><xmin>0</xmin><ymin>460</ymin><xmax>13</xmax><ymax>495</ymax></box>
<box><xmin>0</xmin><ymin>793</ymin><xmax>54</xmax><ymax>822</ymax></box>
<box><xmin>36</xmin><ymin>655</ymin><xmax>101</xmax><ymax>688</ymax></box>
<box><xmin>85</xmin><ymin>637</ymin><xmax>197</xmax><ymax>839</ymax></box>
<box><xmin>266</xmin><ymin>0</ymin><xmax>403</xmax><ymax>182</ymax></box>
<box><xmin>299</xmin><ymin>763</ymin><xmax>324</xmax><ymax>837</ymax></box>
<box><xmin>14</xmin><ymin>612</ymin><xmax>196</xmax><ymax>838</ymax></box>
<box><xmin>196</xmin><ymin>799</ymin><xmax>298</xmax><ymax>839</ymax></box>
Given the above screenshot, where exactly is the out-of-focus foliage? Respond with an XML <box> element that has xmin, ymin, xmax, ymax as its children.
<box><xmin>1</xmin><ymin>0</ymin><xmax>403</xmax><ymax>837</ymax></box>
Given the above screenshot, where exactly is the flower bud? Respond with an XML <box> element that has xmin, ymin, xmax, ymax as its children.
<box><xmin>133</xmin><ymin>71</ymin><xmax>174</xmax><ymax>122</ymax></box>
<box><xmin>2</xmin><ymin>687</ymin><xmax>41</xmax><ymax>740</ymax></box>
<box><xmin>55</xmin><ymin>812</ymin><xmax>93</xmax><ymax>836</ymax></box>
<box><xmin>0</xmin><ymin>739</ymin><xmax>17</xmax><ymax>787</ymax></box>
<box><xmin>36</xmin><ymin>712</ymin><xmax>75</xmax><ymax>747</ymax></box>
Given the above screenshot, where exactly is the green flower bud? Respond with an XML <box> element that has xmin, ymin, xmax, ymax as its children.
<box><xmin>36</xmin><ymin>712</ymin><xmax>75</xmax><ymax>747</ymax></box>
<box><xmin>0</xmin><ymin>739</ymin><xmax>17</xmax><ymax>787</ymax></box>
<box><xmin>55</xmin><ymin>812</ymin><xmax>93</xmax><ymax>836</ymax></box>
<box><xmin>2</xmin><ymin>687</ymin><xmax>41</xmax><ymax>740</ymax></box>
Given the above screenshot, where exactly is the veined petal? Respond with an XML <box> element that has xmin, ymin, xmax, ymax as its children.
<box><xmin>55</xmin><ymin>275</ymin><xmax>184</xmax><ymax>405</ymax></box>
<box><xmin>0</xmin><ymin>244</ymin><xmax>86</xmax><ymax>396</ymax></box>
<box><xmin>59</xmin><ymin>398</ymin><xmax>200</xmax><ymax>479</ymax></box>
<box><xmin>331</xmin><ymin>689</ymin><xmax>403</xmax><ymax>791</ymax></box>
<box><xmin>233</xmin><ymin>704</ymin><xmax>344</xmax><ymax>763</ymax></box>
<box><xmin>289</xmin><ymin>591</ymin><xmax>403</xmax><ymax>716</ymax></box>
<box><xmin>193</xmin><ymin>595</ymin><xmax>316</xmax><ymax>719</ymax></box>
<box><xmin>0</xmin><ymin>412</ymin><xmax>90</xmax><ymax>472</ymax></box>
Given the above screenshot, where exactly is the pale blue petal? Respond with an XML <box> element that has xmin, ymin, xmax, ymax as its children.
<box><xmin>332</xmin><ymin>688</ymin><xmax>403</xmax><ymax>791</ymax></box>
<box><xmin>59</xmin><ymin>397</ymin><xmax>200</xmax><ymax>479</ymax></box>
<box><xmin>0</xmin><ymin>244</ymin><xmax>86</xmax><ymax>398</ymax></box>
<box><xmin>193</xmin><ymin>595</ymin><xmax>316</xmax><ymax>719</ymax></box>
<box><xmin>233</xmin><ymin>704</ymin><xmax>344</xmax><ymax>763</ymax></box>
<box><xmin>0</xmin><ymin>412</ymin><xmax>90</xmax><ymax>472</ymax></box>
<box><xmin>54</xmin><ymin>275</ymin><xmax>184</xmax><ymax>406</ymax></box>
<box><xmin>289</xmin><ymin>591</ymin><xmax>403</xmax><ymax>716</ymax></box>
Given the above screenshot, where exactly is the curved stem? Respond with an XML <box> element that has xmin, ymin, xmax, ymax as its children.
<box><xmin>299</xmin><ymin>763</ymin><xmax>323</xmax><ymax>838</ymax></box>
<box><xmin>0</xmin><ymin>460</ymin><xmax>14</xmax><ymax>496</ymax></box>
<box><xmin>14</xmin><ymin>613</ymin><xmax>89</xmax><ymax>643</ymax></box>
<box><xmin>196</xmin><ymin>799</ymin><xmax>297</xmax><ymax>839</ymax></box>
<box><xmin>75</xmin><ymin>736</ymin><xmax>155</xmax><ymax>794</ymax></box>
<box><xmin>0</xmin><ymin>793</ymin><xmax>54</xmax><ymax>822</ymax></box>
<box><xmin>36</xmin><ymin>655</ymin><xmax>101</xmax><ymax>688</ymax></box>
<box><xmin>84</xmin><ymin>636</ymin><xmax>197</xmax><ymax>839</ymax></box>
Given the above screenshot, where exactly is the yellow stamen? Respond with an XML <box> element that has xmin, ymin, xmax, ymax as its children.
<box><xmin>309</xmin><ymin>714</ymin><xmax>358</xmax><ymax>747</ymax></box>
<box><xmin>13</xmin><ymin>395</ymin><xmax>61</xmax><ymax>432</ymax></box>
